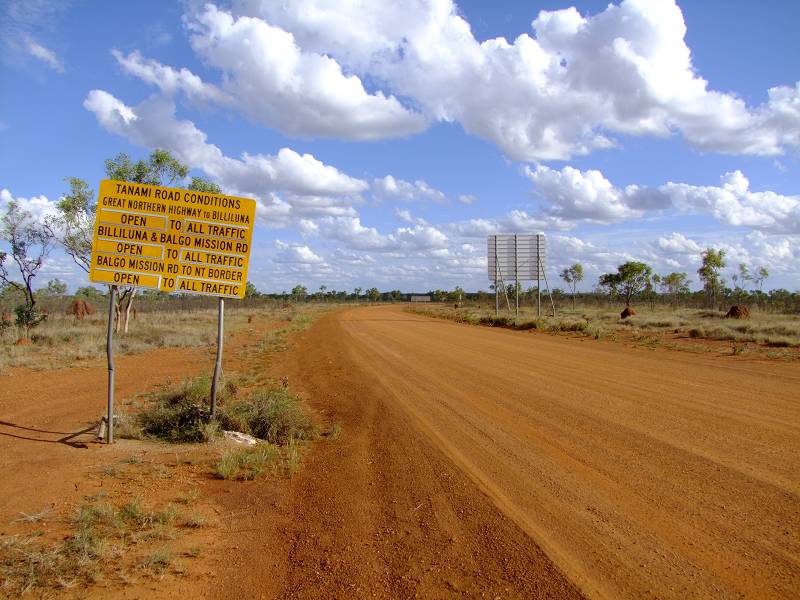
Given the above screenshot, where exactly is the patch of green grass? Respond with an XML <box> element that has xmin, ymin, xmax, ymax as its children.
<box><xmin>176</xmin><ymin>488</ymin><xmax>200</xmax><ymax>506</ymax></box>
<box><xmin>221</xmin><ymin>388</ymin><xmax>318</xmax><ymax>445</ymax></box>
<box><xmin>141</xmin><ymin>547</ymin><xmax>173</xmax><ymax>574</ymax></box>
<box><xmin>215</xmin><ymin>444</ymin><xmax>278</xmax><ymax>480</ymax></box>
<box><xmin>0</xmin><ymin>496</ymin><xmax>194</xmax><ymax>595</ymax></box>
<box><xmin>182</xmin><ymin>514</ymin><xmax>206</xmax><ymax>529</ymax></box>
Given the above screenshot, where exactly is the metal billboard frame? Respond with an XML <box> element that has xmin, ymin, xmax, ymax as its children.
<box><xmin>487</xmin><ymin>234</ymin><xmax>555</xmax><ymax>318</ymax></box>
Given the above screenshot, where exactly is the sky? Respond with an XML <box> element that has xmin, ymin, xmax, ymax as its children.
<box><xmin>1</xmin><ymin>0</ymin><xmax>799</xmax><ymax>294</ymax></box>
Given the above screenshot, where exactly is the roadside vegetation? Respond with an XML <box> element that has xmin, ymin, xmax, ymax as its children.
<box><xmin>0</xmin><ymin>490</ymin><xmax>209</xmax><ymax>596</ymax></box>
<box><xmin>407</xmin><ymin>304</ymin><xmax>800</xmax><ymax>353</ymax></box>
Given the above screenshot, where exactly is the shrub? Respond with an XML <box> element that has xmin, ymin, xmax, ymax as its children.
<box><xmin>221</xmin><ymin>388</ymin><xmax>317</xmax><ymax>445</ymax></box>
<box><xmin>134</xmin><ymin>375</ymin><xmax>234</xmax><ymax>443</ymax></box>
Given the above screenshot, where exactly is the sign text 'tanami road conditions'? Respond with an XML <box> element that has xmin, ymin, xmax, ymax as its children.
<box><xmin>89</xmin><ymin>180</ymin><xmax>255</xmax><ymax>298</ymax></box>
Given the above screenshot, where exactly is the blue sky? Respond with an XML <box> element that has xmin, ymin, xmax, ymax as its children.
<box><xmin>1</xmin><ymin>0</ymin><xmax>799</xmax><ymax>294</ymax></box>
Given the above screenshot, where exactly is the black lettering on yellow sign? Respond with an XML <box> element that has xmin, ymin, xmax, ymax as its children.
<box><xmin>98</xmin><ymin>225</ymin><xmax>149</xmax><ymax>241</ymax></box>
<box><xmin>185</xmin><ymin>221</ymin><xmax>246</xmax><ymax>239</ymax></box>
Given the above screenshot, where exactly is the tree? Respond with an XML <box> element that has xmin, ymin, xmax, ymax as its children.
<box><xmin>104</xmin><ymin>149</ymin><xmax>188</xmax><ymax>187</ymax></box>
<box><xmin>753</xmin><ymin>266</ymin><xmax>769</xmax><ymax>293</ymax></box>
<box><xmin>318</xmin><ymin>284</ymin><xmax>327</xmax><ymax>302</ymax></box>
<box><xmin>600</xmin><ymin>261</ymin><xmax>652</xmax><ymax>307</ymax></box>
<box><xmin>598</xmin><ymin>273</ymin><xmax>620</xmax><ymax>300</ymax></box>
<box><xmin>75</xmin><ymin>285</ymin><xmax>104</xmax><ymax>300</ymax></box>
<box><xmin>656</xmin><ymin>272</ymin><xmax>690</xmax><ymax>308</ymax></box>
<box><xmin>45</xmin><ymin>177</ymin><xmax>94</xmax><ymax>273</ymax></box>
<box><xmin>39</xmin><ymin>278</ymin><xmax>68</xmax><ymax>297</ymax></box>
<box><xmin>0</xmin><ymin>200</ymin><xmax>54</xmax><ymax>338</ymax></box>
<box><xmin>560</xmin><ymin>263</ymin><xmax>584</xmax><ymax>309</ymax></box>
<box><xmin>244</xmin><ymin>281</ymin><xmax>260</xmax><ymax>298</ymax></box>
<box><xmin>697</xmin><ymin>248</ymin><xmax>726</xmax><ymax>308</ymax></box>
<box><xmin>291</xmin><ymin>285</ymin><xmax>307</xmax><ymax>302</ymax></box>
<box><xmin>366</xmin><ymin>287</ymin><xmax>381</xmax><ymax>302</ymax></box>
<box><xmin>188</xmin><ymin>177</ymin><xmax>222</xmax><ymax>194</ymax></box>
<box><xmin>353</xmin><ymin>287</ymin><xmax>362</xmax><ymax>302</ymax></box>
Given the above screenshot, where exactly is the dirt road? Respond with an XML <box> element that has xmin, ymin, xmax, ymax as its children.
<box><xmin>247</xmin><ymin>306</ymin><xmax>799</xmax><ymax>599</ymax></box>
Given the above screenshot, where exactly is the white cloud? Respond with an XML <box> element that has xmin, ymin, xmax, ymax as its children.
<box><xmin>242</xmin><ymin>0</ymin><xmax>800</xmax><ymax>160</ymax></box>
<box><xmin>458</xmin><ymin>194</ymin><xmax>477</xmax><ymax>205</ymax></box>
<box><xmin>112</xmin><ymin>50</ymin><xmax>228</xmax><ymax>104</ymax></box>
<box><xmin>662</xmin><ymin>171</ymin><xmax>800</xmax><ymax>234</ymax></box>
<box><xmin>24</xmin><ymin>36</ymin><xmax>63</xmax><ymax>72</ymax></box>
<box><xmin>0</xmin><ymin>188</ymin><xmax>58</xmax><ymax>224</ymax></box>
<box><xmin>394</xmin><ymin>208</ymin><xmax>413</xmax><ymax>223</ymax></box>
<box><xmin>373</xmin><ymin>175</ymin><xmax>446</xmax><ymax>203</ymax></box>
<box><xmin>522</xmin><ymin>164</ymin><xmax>800</xmax><ymax>233</ymax></box>
<box><xmin>179</xmin><ymin>4</ymin><xmax>426</xmax><ymax>140</ymax></box>
<box><xmin>526</xmin><ymin>165</ymin><xmax>643</xmax><ymax>222</ymax></box>
<box><xmin>274</xmin><ymin>240</ymin><xmax>325</xmax><ymax>264</ymax></box>
<box><xmin>320</xmin><ymin>216</ymin><xmax>448</xmax><ymax>253</ymax></box>
<box><xmin>83</xmin><ymin>90</ymin><xmax>367</xmax><ymax>225</ymax></box>
<box><xmin>655</xmin><ymin>232</ymin><xmax>703</xmax><ymax>255</ymax></box>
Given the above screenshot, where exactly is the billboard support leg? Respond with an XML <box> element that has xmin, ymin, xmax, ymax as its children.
<box><xmin>210</xmin><ymin>297</ymin><xmax>225</xmax><ymax>420</ymax></box>
<box><xmin>105</xmin><ymin>285</ymin><xmax>117</xmax><ymax>444</ymax></box>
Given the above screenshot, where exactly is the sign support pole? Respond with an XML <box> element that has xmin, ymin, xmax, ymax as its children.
<box><xmin>210</xmin><ymin>297</ymin><xmax>225</xmax><ymax>420</ymax></box>
<box><xmin>105</xmin><ymin>285</ymin><xmax>117</xmax><ymax>444</ymax></box>
<box><xmin>495</xmin><ymin>254</ymin><xmax>499</xmax><ymax>317</ymax></box>
<box><xmin>514</xmin><ymin>234</ymin><xmax>519</xmax><ymax>321</ymax></box>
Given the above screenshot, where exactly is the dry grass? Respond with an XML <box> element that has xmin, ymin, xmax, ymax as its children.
<box><xmin>0</xmin><ymin>495</ymin><xmax>201</xmax><ymax>596</ymax></box>
<box><xmin>0</xmin><ymin>308</ymin><xmax>264</xmax><ymax>373</ymax></box>
<box><xmin>407</xmin><ymin>304</ymin><xmax>800</xmax><ymax>350</ymax></box>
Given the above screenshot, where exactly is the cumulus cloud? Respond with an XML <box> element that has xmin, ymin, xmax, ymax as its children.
<box><xmin>144</xmin><ymin>4</ymin><xmax>425</xmax><ymax>140</ymax></box>
<box><xmin>373</xmin><ymin>175</ymin><xmax>445</xmax><ymax>203</ymax></box>
<box><xmin>656</xmin><ymin>232</ymin><xmax>703</xmax><ymax>255</ymax></box>
<box><xmin>0</xmin><ymin>188</ymin><xmax>57</xmax><ymax>224</ymax></box>
<box><xmin>112</xmin><ymin>50</ymin><xmax>228</xmax><ymax>104</ymax></box>
<box><xmin>83</xmin><ymin>90</ymin><xmax>367</xmax><ymax>225</ymax></box>
<box><xmin>239</xmin><ymin>0</ymin><xmax>799</xmax><ymax>160</ymax></box>
<box><xmin>320</xmin><ymin>216</ymin><xmax>448</xmax><ymax>253</ymax></box>
<box><xmin>523</xmin><ymin>164</ymin><xmax>800</xmax><ymax>233</ymax></box>
<box><xmin>274</xmin><ymin>240</ymin><xmax>325</xmax><ymax>264</ymax></box>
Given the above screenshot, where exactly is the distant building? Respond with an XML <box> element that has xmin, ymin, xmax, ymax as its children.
<box><xmin>409</xmin><ymin>295</ymin><xmax>431</xmax><ymax>302</ymax></box>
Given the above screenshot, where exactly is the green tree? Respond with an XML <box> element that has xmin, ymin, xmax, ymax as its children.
<box><xmin>367</xmin><ymin>287</ymin><xmax>381</xmax><ymax>302</ymax></box>
<box><xmin>39</xmin><ymin>278</ymin><xmax>68</xmax><ymax>297</ymax></box>
<box><xmin>656</xmin><ymin>272</ymin><xmax>690</xmax><ymax>308</ymax></box>
<box><xmin>559</xmin><ymin>263</ymin><xmax>584</xmax><ymax>309</ymax></box>
<box><xmin>291</xmin><ymin>285</ymin><xmax>308</xmax><ymax>302</ymax></box>
<box><xmin>318</xmin><ymin>284</ymin><xmax>327</xmax><ymax>302</ymax></box>
<box><xmin>75</xmin><ymin>285</ymin><xmax>104</xmax><ymax>300</ymax></box>
<box><xmin>600</xmin><ymin>262</ymin><xmax>652</xmax><ymax>307</ymax></box>
<box><xmin>0</xmin><ymin>200</ymin><xmax>54</xmax><ymax>338</ymax></box>
<box><xmin>753</xmin><ymin>266</ymin><xmax>769</xmax><ymax>293</ymax></box>
<box><xmin>353</xmin><ymin>287</ymin><xmax>362</xmax><ymax>302</ymax></box>
<box><xmin>188</xmin><ymin>177</ymin><xmax>222</xmax><ymax>194</ymax></box>
<box><xmin>104</xmin><ymin>149</ymin><xmax>188</xmax><ymax>186</ymax></box>
<box><xmin>45</xmin><ymin>177</ymin><xmax>94</xmax><ymax>273</ymax></box>
<box><xmin>244</xmin><ymin>281</ymin><xmax>260</xmax><ymax>298</ymax></box>
<box><xmin>697</xmin><ymin>248</ymin><xmax>726</xmax><ymax>308</ymax></box>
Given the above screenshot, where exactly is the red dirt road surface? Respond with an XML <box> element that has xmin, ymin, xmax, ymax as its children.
<box><xmin>248</xmin><ymin>306</ymin><xmax>799</xmax><ymax>599</ymax></box>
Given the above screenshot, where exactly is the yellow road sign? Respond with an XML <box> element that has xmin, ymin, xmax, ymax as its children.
<box><xmin>89</xmin><ymin>180</ymin><xmax>255</xmax><ymax>298</ymax></box>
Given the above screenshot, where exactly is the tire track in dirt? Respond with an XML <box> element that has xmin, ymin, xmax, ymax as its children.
<box><xmin>240</xmin><ymin>306</ymin><xmax>799</xmax><ymax>599</ymax></box>
<box><xmin>214</xmin><ymin>307</ymin><xmax>582</xmax><ymax>599</ymax></box>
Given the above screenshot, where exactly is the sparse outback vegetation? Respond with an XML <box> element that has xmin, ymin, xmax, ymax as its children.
<box><xmin>406</xmin><ymin>304</ymin><xmax>800</xmax><ymax>353</ymax></box>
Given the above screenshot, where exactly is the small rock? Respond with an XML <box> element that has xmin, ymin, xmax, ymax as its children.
<box><xmin>223</xmin><ymin>430</ymin><xmax>258</xmax><ymax>446</ymax></box>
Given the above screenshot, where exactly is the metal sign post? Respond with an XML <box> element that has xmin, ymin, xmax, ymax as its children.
<box><xmin>105</xmin><ymin>285</ymin><xmax>117</xmax><ymax>444</ymax></box>
<box><xmin>210</xmin><ymin>297</ymin><xmax>225</xmax><ymax>419</ymax></box>
<box><xmin>488</xmin><ymin>233</ymin><xmax>551</xmax><ymax>317</ymax></box>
